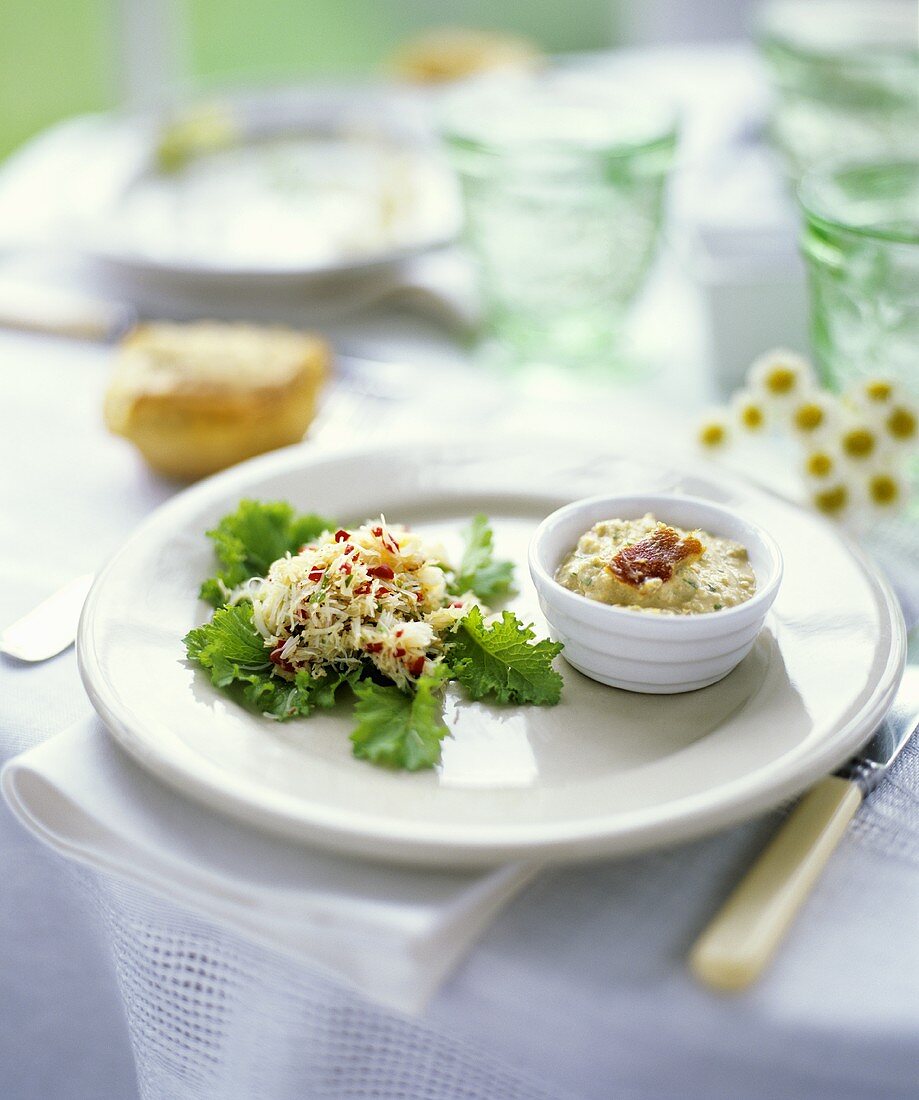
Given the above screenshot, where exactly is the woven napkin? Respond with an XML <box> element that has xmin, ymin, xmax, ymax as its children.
<box><xmin>1</xmin><ymin>715</ymin><xmax>536</xmax><ymax>1015</ymax></box>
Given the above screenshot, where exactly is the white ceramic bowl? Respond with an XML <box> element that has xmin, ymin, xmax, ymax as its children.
<box><xmin>529</xmin><ymin>494</ymin><xmax>784</xmax><ymax>694</ymax></box>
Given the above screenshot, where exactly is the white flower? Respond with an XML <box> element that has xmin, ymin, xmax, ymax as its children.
<box><xmin>730</xmin><ymin>389</ymin><xmax>770</xmax><ymax>434</ymax></box>
<box><xmin>846</xmin><ymin>377</ymin><xmax>901</xmax><ymax>412</ymax></box>
<box><xmin>847</xmin><ymin>379</ymin><xmax>918</xmax><ymax>446</ymax></box>
<box><xmin>788</xmin><ymin>392</ymin><xmax>841</xmax><ymax>443</ymax></box>
<box><xmin>801</xmin><ymin>445</ymin><xmax>844</xmax><ymax>486</ymax></box>
<box><xmin>837</xmin><ymin>417</ymin><xmax>884</xmax><ymax>464</ymax></box>
<box><xmin>862</xmin><ymin>467</ymin><xmax>911</xmax><ymax>514</ymax></box>
<box><xmin>882</xmin><ymin>402</ymin><xmax>919</xmax><ymax>452</ymax></box>
<box><xmin>825</xmin><ymin>416</ymin><xmax>913</xmax><ymax>522</ymax></box>
<box><xmin>810</xmin><ymin>482</ymin><xmax>851</xmax><ymax>518</ymax></box>
<box><xmin>747</xmin><ymin>349</ymin><xmax>817</xmax><ymax>410</ymax></box>
<box><xmin>696</xmin><ymin>411</ymin><xmax>731</xmax><ymax>452</ymax></box>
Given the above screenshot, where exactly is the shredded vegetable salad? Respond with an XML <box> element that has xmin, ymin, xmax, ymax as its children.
<box><xmin>241</xmin><ymin>518</ymin><xmax>475</xmax><ymax>690</ymax></box>
<box><xmin>185</xmin><ymin>501</ymin><xmax>563</xmax><ymax>771</ymax></box>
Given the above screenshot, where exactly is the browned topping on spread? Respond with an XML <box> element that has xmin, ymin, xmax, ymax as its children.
<box><xmin>607</xmin><ymin>525</ymin><xmax>705</xmax><ymax>589</ymax></box>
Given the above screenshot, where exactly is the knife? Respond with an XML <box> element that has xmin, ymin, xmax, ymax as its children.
<box><xmin>689</xmin><ymin>663</ymin><xmax>919</xmax><ymax>991</ymax></box>
<box><xmin>0</xmin><ymin>574</ymin><xmax>94</xmax><ymax>662</ymax></box>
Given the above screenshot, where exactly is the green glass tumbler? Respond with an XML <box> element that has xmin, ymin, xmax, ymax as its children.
<box><xmin>799</xmin><ymin>161</ymin><xmax>919</xmax><ymax>395</ymax></box>
<box><xmin>757</xmin><ymin>1</ymin><xmax>919</xmax><ymax>179</ymax></box>
<box><xmin>440</xmin><ymin>75</ymin><xmax>678</xmax><ymax>369</ymax></box>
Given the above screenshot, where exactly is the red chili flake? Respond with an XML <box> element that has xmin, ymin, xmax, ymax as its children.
<box><xmin>452</xmin><ymin>601</ymin><xmax>464</xmax><ymax>608</ymax></box>
<box><xmin>376</xmin><ymin>586</ymin><xmax>390</xmax><ymax>596</ymax></box>
<box><xmin>368</xmin><ymin>564</ymin><xmax>394</xmax><ymax>580</ymax></box>
<box><xmin>339</xmin><ymin>562</ymin><xmax>352</xmax><ymax>574</ymax></box>
<box><xmin>408</xmin><ymin>656</ymin><xmax>426</xmax><ymax>677</ymax></box>
<box><xmin>342</xmin><ymin>544</ymin><xmax>354</xmax><ymax>554</ymax></box>
<box><xmin>371</xmin><ymin>526</ymin><xmax>383</xmax><ymax>538</ymax></box>
<box><xmin>394</xmin><ymin>647</ymin><xmax>406</xmax><ymax>658</ymax></box>
<box><xmin>364</xmin><ymin>642</ymin><xmax>383</xmax><ymax>653</ymax></box>
<box><xmin>269</xmin><ymin>646</ymin><xmax>294</xmax><ymax>673</ymax></box>
<box><xmin>384</xmin><ymin>537</ymin><xmax>400</xmax><ymax>553</ymax></box>
<box><xmin>354</xmin><ymin>582</ymin><xmax>372</xmax><ymax>595</ymax></box>
<box><xmin>308</xmin><ymin>568</ymin><xmax>324</xmax><ymax>582</ymax></box>
<box><xmin>395</xmin><ymin>629</ymin><xmax>404</xmax><ymax>638</ymax></box>
<box><xmin>334</xmin><ymin>529</ymin><xmax>350</xmax><ymax>542</ymax></box>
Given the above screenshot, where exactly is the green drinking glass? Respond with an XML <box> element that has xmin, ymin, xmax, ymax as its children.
<box><xmin>757</xmin><ymin>1</ymin><xmax>919</xmax><ymax>180</ymax></box>
<box><xmin>800</xmin><ymin>160</ymin><xmax>919</xmax><ymax>533</ymax></box>
<box><xmin>440</xmin><ymin>74</ymin><xmax>678</xmax><ymax>370</ymax></box>
<box><xmin>799</xmin><ymin>160</ymin><xmax>919</xmax><ymax>394</ymax></box>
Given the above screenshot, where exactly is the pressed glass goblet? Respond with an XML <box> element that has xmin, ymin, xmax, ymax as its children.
<box><xmin>757</xmin><ymin>1</ymin><xmax>919</xmax><ymax>180</ymax></box>
<box><xmin>799</xmin><ymin>160</ymin><xmax>919</xmax><ymax>393</ymax></box>
<box><xmin>440</xmin><ymin>74</ymin><xmax>678</xmax><ymax>369</ymax></box>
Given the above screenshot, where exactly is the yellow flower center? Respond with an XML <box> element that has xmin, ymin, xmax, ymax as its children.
<box><xmin>868</xmin><ymin>474</ymin><xmax>900</xmax><ymax>506</ymax></box>
<box><xmin>794</xmin><ymin>403</ymin><xmax>824</xmax><ymax>432</ymax></box>
<box><xmin>887</xmin><ymin>406</ymin><xmax>917</xmax><ymax>441</ymax></box>
<box><xmin>813</xmin><ymin>485</ymin><xmax>849</xmax><ymax>515</ymax></box>
<box><xmin>841</xmin><ymin>427</ymin><xmax>876</xmax><ymax>459</ymax></box>
<box><xmin>699</xmin><ymin>423</ymin><xmax>727</xmax><ymax>448</ymax></box>
<box><xmin>806</xmin><ymin>452</ymin><xmax>834</xmax><ymax>478</ymax></box>
<box><xmin>765</xmin><ymin>367</ymin><xmax>796</xmax><ymax>395</ymax></box>
<box><xmin>865</xmin><ymin>379</ymin><xmax>893</xmax><ymax>402</ymax></box>
<box><xmin>740</xmin><ymin>404</ymin><xmax>765</xmax><ymax>430</ymax></box>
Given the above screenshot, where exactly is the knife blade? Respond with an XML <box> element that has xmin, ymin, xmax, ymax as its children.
<box><xmin>689</xmin><ymin>663</ymin><xmax>919</xmax><ymax>991</ymax></box>
<box><xmin>0</xmin><ymin>574</ymin><xmax>94</xmax><ymax>662</ymax></box>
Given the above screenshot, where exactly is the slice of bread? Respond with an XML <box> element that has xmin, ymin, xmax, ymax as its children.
<box><xmin>390</xmin><ymin>28</ymin><xmax>542</xmax><ymax>84</ymax></box>
<box><xmin>104</xmin><ymin>321</ymin><xmax>329</xmax><ymax>480</ymax></box>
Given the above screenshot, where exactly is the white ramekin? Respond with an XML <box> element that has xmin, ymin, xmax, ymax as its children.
<box><xmin>528</xmin><ymin>494</ymin><xmax>784</xmax><ymax>694</ymax></box>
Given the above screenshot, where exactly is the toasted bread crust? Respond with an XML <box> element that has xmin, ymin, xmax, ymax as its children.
<box><xmin>104</xmin><ymin>322</ymin><xmax>329</xmax><ymax>479</ymax></box>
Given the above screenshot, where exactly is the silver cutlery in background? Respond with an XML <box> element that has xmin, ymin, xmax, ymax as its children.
<box><xmin>1</xmin><ymin>574</ymin><xmax>94</xmax><ymax>662</ymax></box>
<box><xmin>0</xmin><ymin>274</ymin><xmax>135</xmax><ymax>342</ymax></box>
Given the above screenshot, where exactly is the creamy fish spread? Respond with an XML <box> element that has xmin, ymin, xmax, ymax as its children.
<box><xmin>556</xmin><ymin>514</ymin><xmax>756</xmax><ymax>614</ymax></box>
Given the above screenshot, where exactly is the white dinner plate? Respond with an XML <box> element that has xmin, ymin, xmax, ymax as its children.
<box><xmin>1</xmin><ymin>83</ymin><xmax>459</xmax><ymax>291</ymax></box>
<box><xmin>78</xmin><ymin>439</ymin><xmax>905</xmax><ymax>866</ymax></box>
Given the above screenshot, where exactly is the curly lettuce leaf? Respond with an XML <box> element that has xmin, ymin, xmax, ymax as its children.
<box><xmin>350</xmin><ymin>668</ymin><xmax>450</xmax><ymax>770</ymax></box>
<box><xmin>184</xmin><ymin>603</ymin><xmax>350</xmax><ymax>721</ymax></box>
<box><xmin>185</xmin><ymin>601</ymin><xmax>271</xmax><ymax>682</ymax></box>
<box><xmin>447</xmin><ymin>606</ymin><xmax>563</xmax><ymax>706</ymax></box>
<box><xmin>200</xmin><ymin>499</ymin><xmax>335</xmax><ymax>606</ymax></box>
<box><xmin>448</xmin><ymin>514</ymin><xmax>515</xmax><ymax>603</ymax></box>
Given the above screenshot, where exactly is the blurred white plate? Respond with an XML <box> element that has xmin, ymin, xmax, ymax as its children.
<box><xmin>1</xmin><ymin>83</ymin><xmax>461</xmax><ymax>290</ymax></box>
<box><xmin>78</xmin><ymin>438</ymin><xmax>904</xmax><ymax>866</ymax></box>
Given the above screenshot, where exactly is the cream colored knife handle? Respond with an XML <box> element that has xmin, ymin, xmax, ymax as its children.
<box><xmin>689</xmin><ymin>776</ymin><xmax>863</xmax><ymax>991</ymax></box>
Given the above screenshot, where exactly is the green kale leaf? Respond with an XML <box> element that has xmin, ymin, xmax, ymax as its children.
<box><xmin>184</xmin><ymin>603</ymin><xmax>349</xmax><ymax>721</ymax></box>
<box><xmin>448</xmin><ymin>514</ymin><xmax>515</xmax><ymax>603</ymax></box>
<box><xmin>447</xmin><ymin>605</ymin><xmax>563</xmax><ymax>706</ymax></box>
<box><xmin>199</xmin><ymin>499</ymin><xmax>335</xmax><ymax>606</ymax></box>
<box><xmin>350</xmin><ymin>668</ymin><xmax>450</xmax><ymax>771</ymax></box>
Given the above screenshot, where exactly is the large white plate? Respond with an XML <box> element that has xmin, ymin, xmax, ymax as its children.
<box><xmin>78</xmin><ymin>440</ymin><xmax>905</xmax><ymax>866</ymax></box>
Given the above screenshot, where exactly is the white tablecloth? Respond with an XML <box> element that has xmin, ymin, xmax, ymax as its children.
<box><xmin>2</xmin><ymin>328</ymin><xmax>919</xmax><ymax>1100</ymax></box>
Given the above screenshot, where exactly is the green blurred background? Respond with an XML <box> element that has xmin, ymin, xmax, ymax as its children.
<box><xmin>0</xmin><ymin>0</ymin><xmax>619</xmax><ymax>160</ymax></box>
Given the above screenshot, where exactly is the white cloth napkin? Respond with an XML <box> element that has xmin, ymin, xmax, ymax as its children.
<box><xmin>1</xmin><ymin>715</ymin><xmax>536</xmax><ymax>1015</ymax></box>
